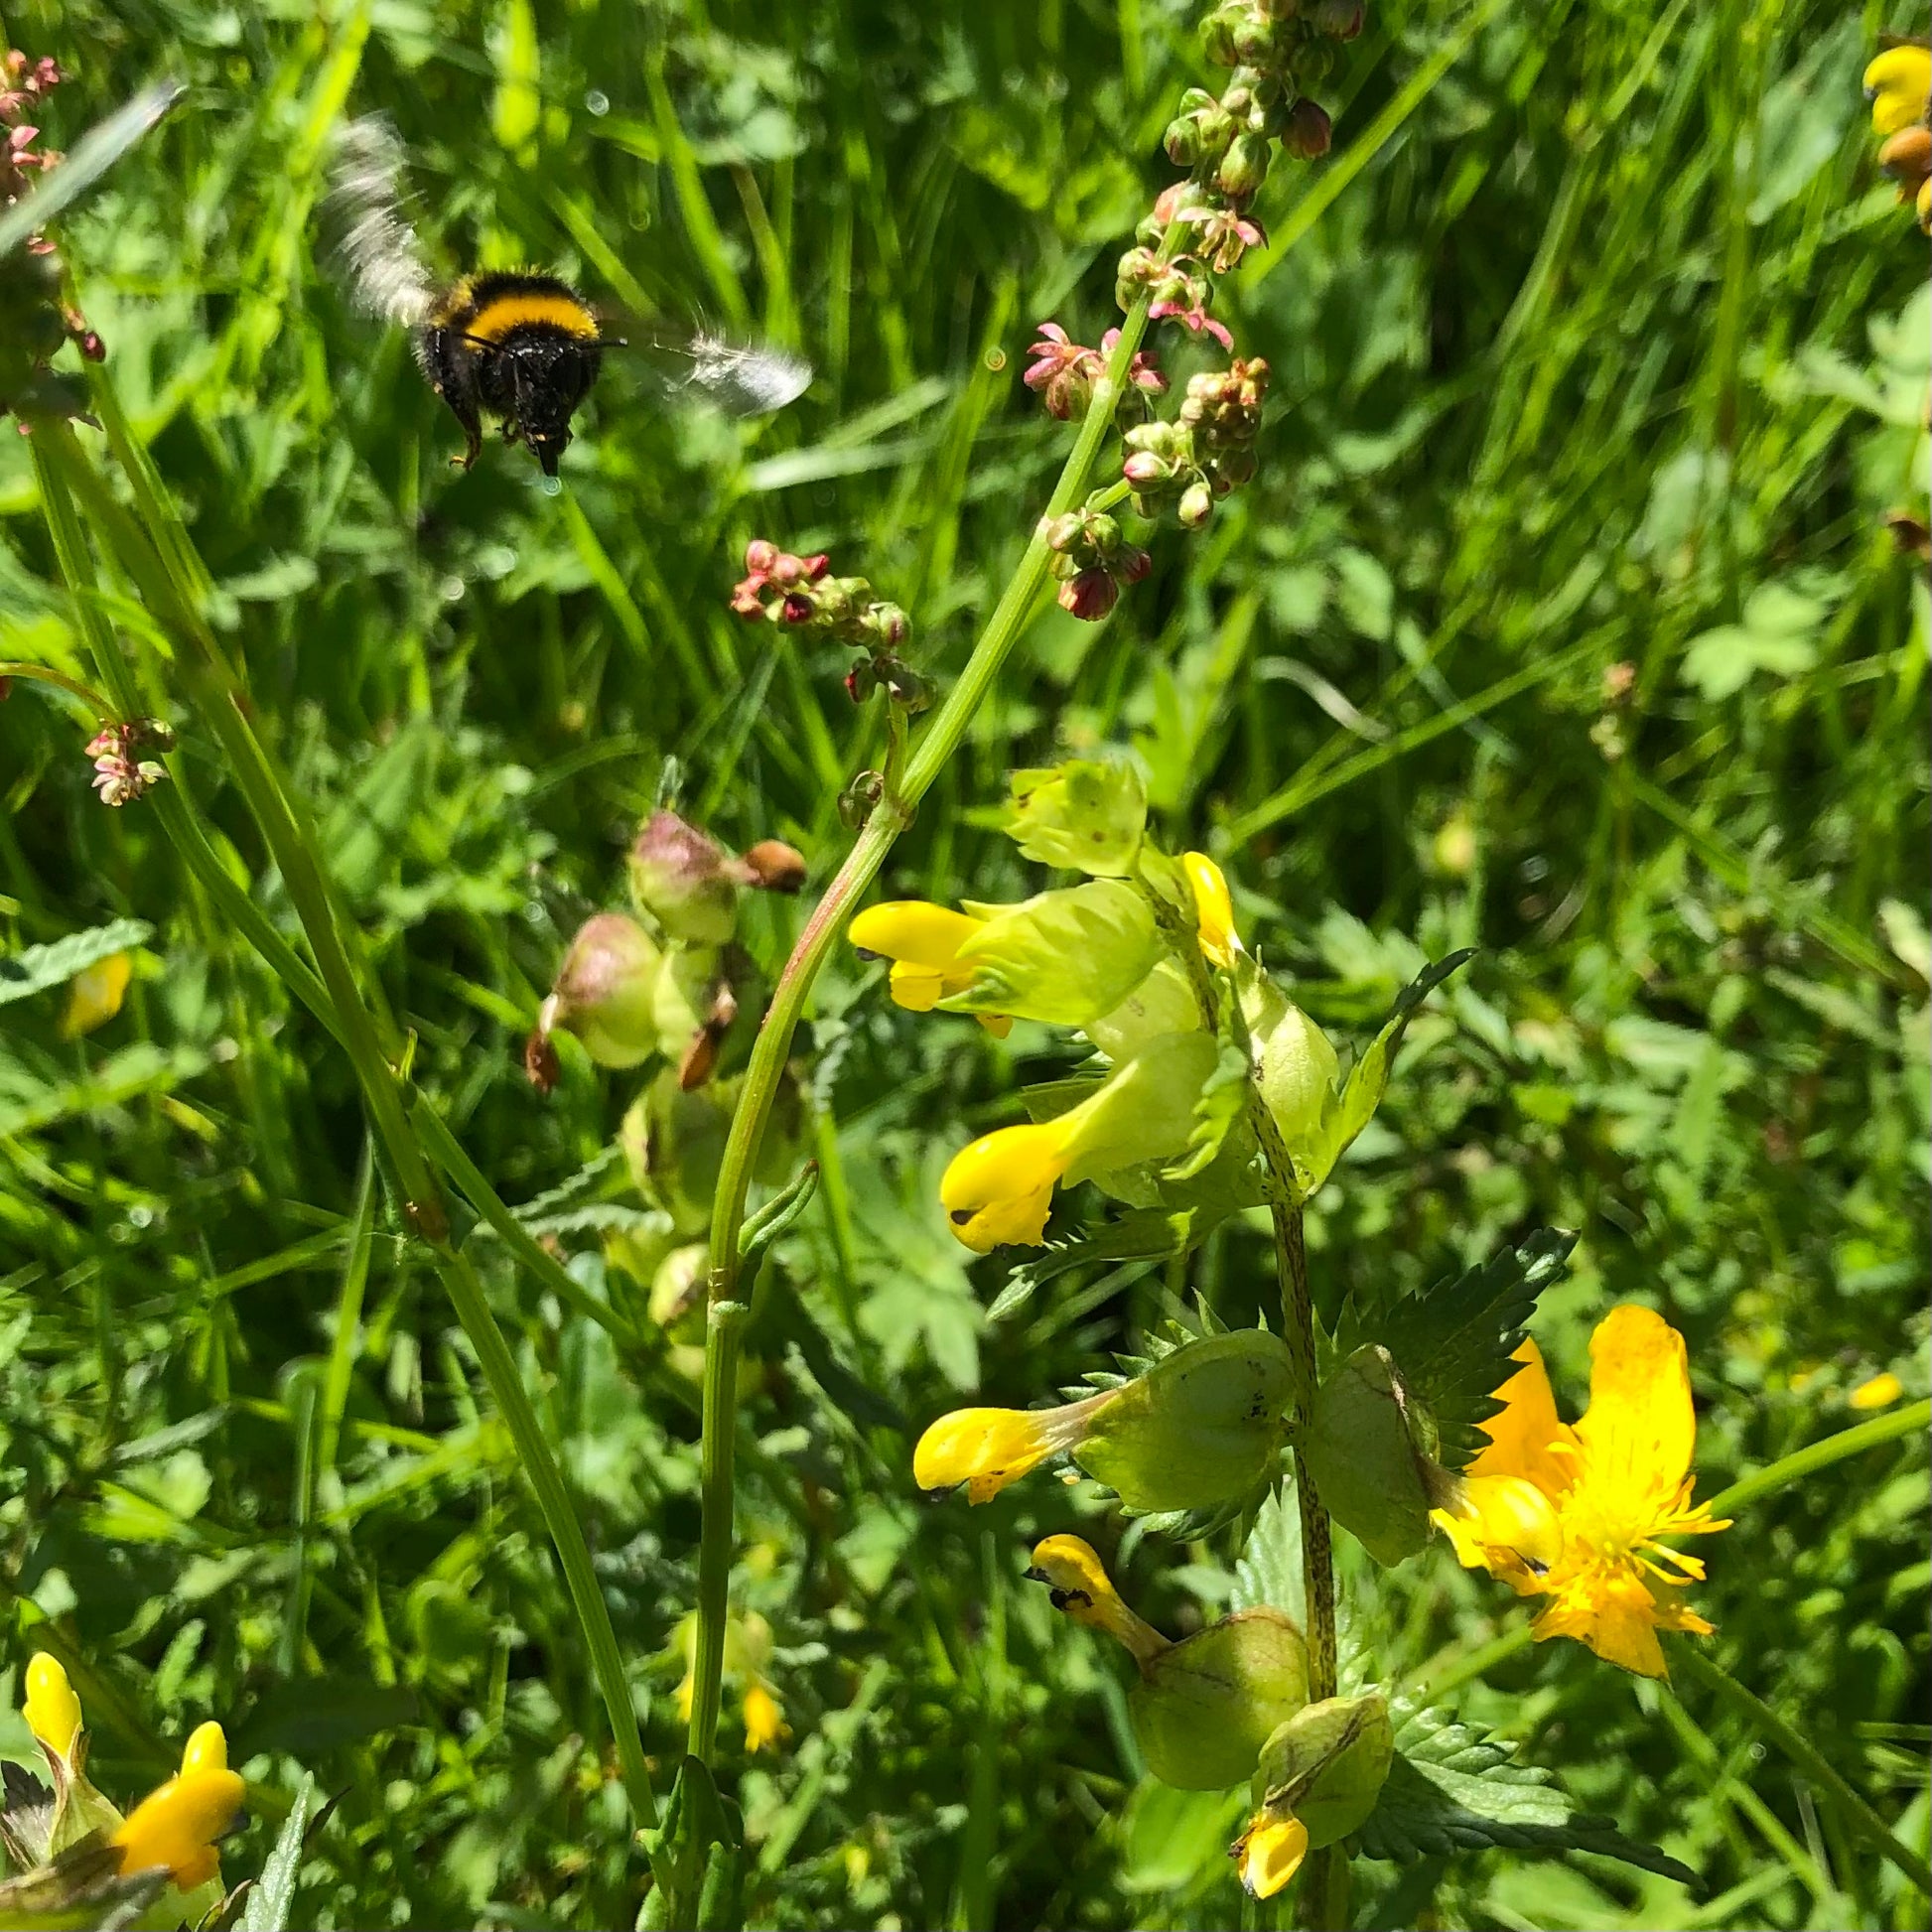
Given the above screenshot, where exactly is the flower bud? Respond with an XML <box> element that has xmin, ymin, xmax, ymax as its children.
<box><xmin>1078</xmin><ymin>1329</ymin><xmax>1296</xmax><ymax>1512</ymax></box>
<box><xmin>540</xmin><ymin>912</ymin><xmax>663</xmax><ymax>1069</ymax></box>
<box><xmin>629</xmin><ymin>809</ymin><xmax>740</xmax><ymax>944</ymax></box>
<box><xmin>1311</xmin><ymin>0</ymin><xmax>1364</xmax><ymax>37</ymax></box>
<box><xmin>1283</xmin><ymin>97</ymin><xmax>1332</xmax><ymax>159</ymax></box>
<box><xmin>1878</xmin><ymin>124</ymin><xmax>1932</xmax><ymax>183</ymax></box>
<box><xmin>1303</xmin><ymin>1345</ymin><xmax>1433</xmax><ymax>1566</ymax></box>
<box><xmin>1217</xmin><ymin>131</ymin><xmax>1273</xmax><ymax>199</ymax></box>
<box><xmin>1235</xmin><ymin>1693</ymin><xmax>1393</xmax><ymax>1895</ymax></box>
<box><xmin>1002</xmin><ymin>759</ymin><xmax>1148</xmax><ymax>876</ymax></box>
<box><xmin>739</xmin><ymin>838</ymin><xmax>808</xmax><ymax>893</ymax></box>
<box><xmin>1059</xmin><ymin>566</ymin><xmax>1120</xmax><ymax>621</ymax></box>
<box><xmin>1178</xmin><ymin>480</ymin><xmax>1215</xmax><ymax>528</ymax></box>
<box><xmin>24</xmin><ymin>1653</ymin><xmax>82</xmax><ymax>1763</ymax></box>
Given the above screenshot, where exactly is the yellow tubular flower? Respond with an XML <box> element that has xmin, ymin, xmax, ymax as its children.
<box><xmin>1180</xmin><ymin>852</ymin><xmax>1241</xmax><ymax>966</ymax></box>
<box><xmin>24</xmin><ymin>1652</ymin><xmax>83</xmax><ymax>1763</ymax></box>
<box><xmin>1025</xmin><ymin>1535</ymin><xmax>1171</xmax><ymax>1669</ymax></box>
<box><xmin>913</xmin><ymin>1392</ymin><xmax>1114</xmax><ymax>1502</ymax></box>
<box><xmin>1864</xmin><ymin>46</ymin><xmax>1932</xmax><ymax>137</ymax></box>
<box><xmin>1235</xmin><ymin>1812</ymin><xmax>1310</xmax><ymax>1899</ymax></box>
<box><xmin>848</xmin><ymin>901</ymin><xmax>1011</xmax><ymax>1036</ymax></box>
<box><xmin>112</xmin><ymin>1724</ymin><xmax>245</xmax><ymax>1891</ymax></box>
<box><xmin>1850</xmin><ymin>1371</ymin><xmax>1903</xmax><ymax>1411</ymax></box>
<box><xmin>1429</xmin><ymin>1307</ymin><xmax>1730</xmax><ymax>1678</ymax></box>
<box><xmin>939</xmin><ymin>1119</ymin><xmax>1077</xmax><ymax>1252</ymax></box>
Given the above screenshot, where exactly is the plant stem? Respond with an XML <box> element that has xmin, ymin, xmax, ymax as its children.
<box><xmin>0</xmin><ymin>659</ymin><xmax>114</xmax><ymax>715</ymax></box>
<box><xmin>1701</xmin><ymin>1399</ymin><xmax>1930</xmax><ymax>1520</ymax></box>
<box><xmin>1672</xmin><ymin>1642</ymin><xmax>1932</xmax><ymax>1899</ymax></box>
<box><xmin>681</xmin><ymin>282</ymin><xmax>1169</xmax><ymax>1781</ymax></box>
<box><xmin>32</xmin><ymin>419</ymin><xmax>671</xmax><ymax>1888</ymax></box>
<box><xmin>687</xmin><ymin>1299</ymin><xmax>749</xmax><ymax>1759</ymax></box>
<box><xmin>1272</xmin><ymin>1201</ymin><xmax>1336</xmax><ymax>1701</ymax></box>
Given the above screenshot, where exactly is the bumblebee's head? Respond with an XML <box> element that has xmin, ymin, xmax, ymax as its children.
<box><xmin>507</xmin><ymin>335</ymin><xmax>601</xmax><ymax>476</ymax></box>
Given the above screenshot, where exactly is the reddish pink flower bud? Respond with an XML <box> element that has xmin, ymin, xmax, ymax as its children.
<box><xmin>1059</xmin><ymin>568</ymin><xmax>1121</xmax><ymax>621</ymax></box>
<box><xmin>745</xmin><ymin>538</ymin><xmax>778</xmax><ymax>574</ymax></box>
<box><xmin>781</xmin><ymin>591</ymin><xmax>815</xmax><ymax>624</ymax></box>
<box><xmin>1123</xmin><ymin>451</ymin><xmax>1167</xmax><ymax>484</ymax></box>
<box><xmin>802</xmin><ymin>553</ymin><xmax>831</xmax><ymax>581</ymax></box>
<box><xmin>1284</xmin><ymin>97</ymin><xmax>1332</xmax><ymax>158</ymax></box>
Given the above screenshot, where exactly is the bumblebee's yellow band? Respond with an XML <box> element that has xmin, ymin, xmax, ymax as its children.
<box><xmin>454</xmin><ymin>289</ymin><xmax>601</xmax><ymax>344</ymax></box>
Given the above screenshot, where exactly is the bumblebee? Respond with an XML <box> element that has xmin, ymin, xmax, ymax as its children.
<box><xmin>418</xmin><ymin>270</ymin><xmax>611</xmax><ymax>477</ymax></box>
<box><xmin>327</xmin><ymin>117</ymin><xmax>807</xmax><ymax>477</ymax></box>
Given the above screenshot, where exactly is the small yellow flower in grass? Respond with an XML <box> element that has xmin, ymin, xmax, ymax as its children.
<box><xmin>112</xmin><ymin>1722</ymin><xmax>245</xmax><ymax>1891</ymax></box>
<box><xmin>1850</xmin><ymin>1371</ymin><xmax>1903</xmax><ymax>1411</ymax></box>
<box><xmin>1432</xmin><ymin>1305</ymin><xmax>1730</xmax><ymax>1678</ymax></box>
<box><xmin>1236</xmin><ymin>1814</ymin><xmax>1309</xmax><ymax>1897</ymax></box>
<box><xmin>24</xmin><ymin>1652</ymin><xmax>83</xmax><ymax>1764</ymax></box>
<box><xmin>939</xmin><ymin>1119</ymin><xmax>1076</xmax><ymax>1251</ymax></box>
<box><xmin>742</xmin><ymin>1680</ymin><xmax>788</xmax><ymax>1753</ymax></box>
<box><xmin>1180</xmin><ymin>851</ymin><xmax>1241</xmax><ymax>966</ymax></box>
<box><xmin>60</xmin><ymin>952</ymin><xmax>132</xmax><ymax>1040</ymax></box>
<box><xmin>1864</xmin><ymin>46</ymin><xmax>1932</xmax><ymax>138</ymax></box>
<box><xmin>848</xmin><ymin>901</ymin><xmax>1012</xmax><ymax>1036</ymax></box>
<box><xmin>1232</xmin><ymin>1694</ymin><xmax>1393</xmax><ymax>1899</ymax></box>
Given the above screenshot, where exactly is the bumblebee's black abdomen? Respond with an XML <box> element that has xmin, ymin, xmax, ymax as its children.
<box><xmin>422</xmin><ymin>272</ymin><xmax>605</xmax><ymax>476</ymax></box>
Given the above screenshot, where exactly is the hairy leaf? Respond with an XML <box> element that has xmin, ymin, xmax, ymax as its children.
<box><xmin>238</xmin><ymin>1773</ymin><xmax>314</xmax><ymax>1932</ymax></box>
<box><xmin>1336</xmin><ymin>1229</ymin><xmax>1576</xmax><ymax>1467</ymax></box>
<box><xmin>1358</xmin><ymin>1704</ymin><xmax>1698</xmax><ymax>1887</ymax></box>
<box><xmin>985</xmin><ymin>1207</ymin><xmax>1196</xmax><ymax>1322</ymax></box>
<box><xmin>0</xmin><ymin>919</ymin><xmax>152</xmax><ymax>1008</ymax></box>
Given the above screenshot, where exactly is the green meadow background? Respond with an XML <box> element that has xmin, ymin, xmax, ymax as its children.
<box><xmin>0</xmin><ymin>0</ymin><xmax>1926</xmax><ymax>1926</ymax></box>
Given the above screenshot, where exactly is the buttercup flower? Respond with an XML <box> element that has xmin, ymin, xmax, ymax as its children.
<box><xmin>1864</xmin><ymin>45</ymin><xmax>1931</xmax><ymax>137</ymax></box>
<box><xmin>1432</xmin><ymin>1306</ymin><xmax>1730</xmax><ymax>1678</ymax></box>
<box><xmin>112</xmin><ymin>1721</ymin><xmax>246</xmax><ymax>1890</ymax></box>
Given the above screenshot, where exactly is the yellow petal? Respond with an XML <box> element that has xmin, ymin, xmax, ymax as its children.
<box><xmin>913</xmin><ymin>1405</ymin><xmax>1067</xmax><ymax>1502</ymax></box>
<box><xmin>1181</xmin><ymin>852</ymin><xmax>1241</xmax><ymax>966</ymax></box>
<box><xmin>1864</xmin><ymin>46</ymin><xmax>1932</xmax><ymax>137</ymax></box>
<box><xmin>1574</xmin><ymin>1306</ymin><xmax>1696</xmax><ymax>1505</ymax></box>
<box><xmin>1236</xmin><ymin>1811</ymin><xmax>1310</xmax><ymax>1899</ymax></box>
<box><xmin>939</xmin><ymin>1122</ymin><xmax>1072</xmax><ymax>1252</ymax></box>
<box><xmin>850</xmin><ymin>901</ymin><xmax>984</xmax><ymax>969</ymax></box>
<box><xmin>113</xmin><ymin>1765</ymin><xmax>246</xmax><ymax>1890</ymax></box>
<box><xmin>674</xmin><ymin>1669</ymin><xmax>695</xmax><ymax>1724</ymax></box>
<box><xmin>179</xmin><ymin>1722</ymin><xmax>227</xmax><ymax>1778</ymax></box>
<box><xmin>60</xmin><ymin>952</ymin><xmax>132</xmax><ymax>1040</ymax></box>
<box><xmin>1025</xmin><ymin>1534</ymin><xmax>1169</xmax><ymax>1667</ymax></box>
<box><xmin>24</xmin><ymin>1652</ymin><xmax>82</xmax><ymax>1761</ymax></box>
<box><xmin>1532</xmin><ymin>1568</ymin><xmax>1670</xmax><ymax>1679</ymax></box>
<box><xmin>886</xmin><ymin>962</ymin><xmax>953</xmax><ymax>1013</ymax></box>
<box><xmin>1850</xmin><ymin>1371</ymin><xmax>1902</xmax><ymax>1411</ymax></box>
<box><xmin>1467</xmin><ymin>1338</ymin><xmax>1578</xmax><ymax>1499</ymax></box>
<box><xmin>743</xmin><ymin>1681</ymin><xmax>787</xmax><ymax>1753</ymax></box>
<box><xmin>1444</xmin><ymin>1472</ymin><xmax>1566</xmax><ymax>1576</ymax></box>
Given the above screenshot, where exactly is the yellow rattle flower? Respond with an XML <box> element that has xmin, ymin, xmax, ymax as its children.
<box><xmin>1432</xmin><ymin>1305</ymin><xmax>1730</xmax><ymax>1678</ymax></box>
<box><xmin>24</xmin><ymin>1652</ymin><xmax>83</xmax><ymax>1765</ymax></box>
<box><xmin>1180</xmin><ymin>851</ymin><xmax>1242</xmax><ymax>966</ymax></box>
<box><xmin>848</xmin><ymin>901</ymin><xmax>1013</xmax><ymax>1035</ymax></box>
<box><xmin>1864</xmin><ymin>45</ymin><xmax>1931</xmax><ymax>137</ymax></box>
<box><xmin>112</xmin><ymin>1722</ymin><xmax>246</xmax><ymax>1891</ymax></box>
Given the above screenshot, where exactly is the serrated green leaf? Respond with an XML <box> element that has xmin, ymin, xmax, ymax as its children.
<box><xmin>985</xmin><ymin>1207</ymin><xmax>1197</xmax><ymax>1322</ymax></box>
<box><xmin>238</xmin><ymin>1772</ymin><xmax>314</xmax><ymax>1932</ymax></box>
<box><xmin>1357</xmin><ymin>1704</ymin><xmax>1698</xmax><ymax>1887</ymax></box>
<box><xmin>0</xmin><ymin>919</ymin><xmax>153</xmax><ymax>1009</ymax></box>
<box><xmin>1287</xmin><ymin>951</ymin><xmax>1473</xmax><ymax>1198</ymax></box>
<box><xmin>1230</xmin><ymin>1481</ymin><xmax>1306</xmax><ymax>1623</ymax></box>
<box><xmin>1336</xmin><ymin>1229</ymin><xmax>1576</xmax><ymax>1467</ymax></box>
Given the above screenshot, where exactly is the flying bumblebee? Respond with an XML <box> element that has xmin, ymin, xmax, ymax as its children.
<box><xmin>327</xmin><ymin>117</ymin><xmax>809</xmax><ymax>478</ymax></box>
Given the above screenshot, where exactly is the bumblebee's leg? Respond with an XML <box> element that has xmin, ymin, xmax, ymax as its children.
<box><xmin>419</xmin><ymin>327</ymin><xmax>483</xmax><ymax>469</ymax></box>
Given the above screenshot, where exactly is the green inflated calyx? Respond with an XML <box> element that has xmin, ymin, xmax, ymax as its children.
<box><xmin>1135</xmin><ymin>1609</ymin><xmax>1311</xmax><ymax>1790</ymax></box>
<box><xmin>1028</xmin><ymin>1537</ymin><xmax>1309</xmax><ymax>1792</ymax></box>
<box><xmin>1252</xmin><ymin>1693</ymin><xmax>1394</xmax><ymax>1844</ymax></box>
<box><xmin>540</xmin><ymin>912</ymin><xmax>664</xmax><ymax>1069</ymax></box>
<box><xmin>1302</xmin><ymin>1344</ymin><xmax>1435</xmax><ymax>1567</ymax></box>
<box><xmin>1002</xmin><ymin>759</ymin><xmax>1147</xmax><ymax>876</ymax></box>
<box><xmin>937</xmin><ymin>880</ymin><xmax>1164</xmax><ymax>1026</ymax></box>
<box><xmin>1077</xmin><ymin>1330</ymin><xmax>1296</xmax><ymax>1513</ymax></box>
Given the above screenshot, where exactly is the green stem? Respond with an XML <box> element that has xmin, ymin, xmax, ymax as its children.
<box><xmin>33</xmin><ymin>420</ymin><xmax>671</xmax><ymax>1891</ymax></box>
<box><xmin>1702</xmin><ymin>1399</ymin><xmax>1929</xmax><ymax>1521</ymax></box>
<box><xmin>680</xmin><ymin>282</ymin><xmax>1171</xmax><ymax>1786</ymax></box>
<box><xmin>687</xmin><ymin>1299</ymin><xmax>749</xmax><ymax>1760</ymax></box>
<box><xmin>0</xmin><ymin>659</ymin><xmax>114</xmax><ymax>716</ymax></box>
<box><xmin>1671</xmin><ymin>1642</ymin><xmax>1932</xmax><ymax>1899</ymax></box>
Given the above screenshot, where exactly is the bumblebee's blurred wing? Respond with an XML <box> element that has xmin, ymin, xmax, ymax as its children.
<box><xmin>0</xmin><ymin>78</ymin><xmax>184</xmax><ymax>259</ymax></box>
<box><xmin>623</xmin><ymin>328</ymin><xmax>812</xmax><ymax>417</ymax></box>
<box><xmin>326</xmin><ymin>115</ymin><xmax>436</xmax><ymax>327</ymax></box>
